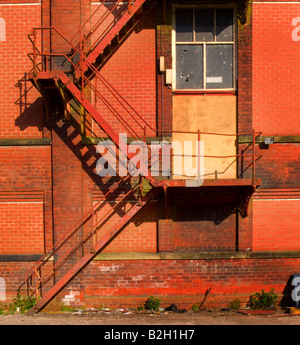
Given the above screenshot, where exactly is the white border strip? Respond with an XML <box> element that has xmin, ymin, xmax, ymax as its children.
<box><xmin>0</xmin><ymin>201</ymin><xmax>43</xmax><ymax>204</ymax></box>
<box><xmin>0</xmin><ymin>2</ymin><xmax>41</xmax><ymax>6</ymax></box>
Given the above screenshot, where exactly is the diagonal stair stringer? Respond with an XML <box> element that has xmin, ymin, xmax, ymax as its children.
<box><xmin>52</xmin><ymin>71</ymin><xmax>160</xmax><ymax>187</ymax></box>
<box><xmin>80</xmin><ymin>0</ymin><xmax>147</xmax><ymax>76</ymax></box>
<box><xmin>26</xmin><ymin>187</ymin><xmax>160</xmax><ymax>315</ymax></box>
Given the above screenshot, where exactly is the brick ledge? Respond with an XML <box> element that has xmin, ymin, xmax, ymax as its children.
<box><xmin>93</xmin><ymin>251</ymin><xmax>300</xmax><ymax>261</ymax></box>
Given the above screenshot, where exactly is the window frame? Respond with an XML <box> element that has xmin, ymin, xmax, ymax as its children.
<box><xmin>172</xmin><ymin>4</ymin><xmax>237</xmax><ymax>92</ymax></box>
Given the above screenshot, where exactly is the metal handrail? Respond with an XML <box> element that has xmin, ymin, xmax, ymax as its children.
<box><xmin>24</xmin><ymin>173</ymin><xmax>133</xmax><ymax>292</ymax></box>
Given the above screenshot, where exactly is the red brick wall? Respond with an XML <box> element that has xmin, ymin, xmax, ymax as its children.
<box><xmin>156</xmin><ymin>1</ymin><xmax>172</xmax><ymax>134</ymax></box>
<box><xmin>253</xmin><ymin>190</ymin><xmax>300</xmax><ymax>251</ymax></box>
<box><xmin>253</xmin><ymin>1</ymin><xmax>300</xmax><ymax>135</ymax></box>
<box><xmin>237</xmin><ymin>1</ymin><xmax>253</xmax><ymax>134</ymax></box>
<box><xmin>252</xmin><ymin>1</ymin><xmax>300</xmax><ymax>254</ymax></box>
<box><xmin>0</xmin><ymin>202</ymin><xmax>44</xmax><ymax>254</ymax></box>
<box><xmin>256</xmin><ymin>144</ymin><xmax>300</xmax><ymax>189</ymax></box>
<box><xmin>81</xmin><ymin>258</ymin><xmax>300</xmax><ymax>309</ymax></box>
<box><xmin>0</xmin><ymin>2</ymin><xmax>43</xmax><ymax>138</ymax></box>
<box><xmin>158</xmin><ymin>188</ymin><xmax>238</xmax><ymax>252</ymax></box>
<box><xmin>0</xmin><ymin>262</ymin><xmax>34</xmax><ymax>302</ymax></box>
<box><xmin>0</xmin><ymin>146</ymin><xmax>52</xmax><ymax>252</ymax></box>
<box><xmin>158</xmin><ymin>208</ymin><xmax>237</xmax><ymax>252</ymax></box>
<box><xmin>92</xmin><ymin>199</ymin><xmax>158</xmax><ymax>253</ymax></box>
<box><xmin>90</xmin><ymin>1</ymin><xmax>157</xmax><ymax>138</ymax></box>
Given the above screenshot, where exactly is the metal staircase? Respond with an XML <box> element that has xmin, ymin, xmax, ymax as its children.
<box><xmin>22</xmin><ymin>0</ymin><xmax>262</xmax><ymax>314</ymax></box>
<box><xmin>23</xmin><ymin>0</ymin><xmax>165</xmax><ymax>314</ymax></box>
<box><xmin>25</xmin><ymin>182</ymin><xmax>159</xmax><ymax>315</ymax></box>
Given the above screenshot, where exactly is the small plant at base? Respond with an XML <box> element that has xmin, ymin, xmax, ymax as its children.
<box><xmin>60</xmin><ymin>304</ymin><xmax>75</xmax><ymax>312</ymax></box>
<box><xmin>248</xmin><ymin>289</ymin><xmax>277</xmax><ymax>310</ymax></box>
<box><xmin>6</xmin><ymin>293</ymin><xmax>36</xmax><ymax>314</ymax></box>
<box><xmin>144</xmin><ymin>296</ymin><xmax>162</xmax><ymax>311</ymax></box>
<box><xmin>229</xmin><ymin>298</ymin><xmax>241</xmax><ymax>310</ymax></box>
<box><xmin>137</xmin><ymin>305</ymin><xmax>145</xmax><ymax>311</ymax></box>
<box><xmin>191</xmin><ymin>304</ymin><xmax>199</xmax><ymax>312</ymax></box>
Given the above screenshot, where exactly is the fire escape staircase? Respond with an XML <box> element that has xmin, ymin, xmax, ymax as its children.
<box><xmin>22</xmin><ymin>0</ymin><xmax>261</xmax><ymax>314</ymax></box>
<box><xmin>23</xmin><ymin>0</ymin><xmax>165</xmax><ymax>315</ymax></box>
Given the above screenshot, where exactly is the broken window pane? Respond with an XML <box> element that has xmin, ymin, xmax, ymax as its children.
<box><xmin>216</xmin><ymin>9</ymin><xmax>234</xmax><ymax>42</ymax></box>
<box><xmin>206</xmin><ymin>45</ymin><xmax>233</xmax><ymax>89</ymax></box>
<box><xmin>195</xmin><ymin>9</ymin><xmax>214</xmax><ymax>42</ymax></box>
<box><xmin>176</xmin><ymin>8</ymin><xmax>193</xmax><ymax>42</ymax></box>
<box><xmin>176</xmin><ymin>44</ymin><xmax>203</xmax><ymax>89</ymax></box>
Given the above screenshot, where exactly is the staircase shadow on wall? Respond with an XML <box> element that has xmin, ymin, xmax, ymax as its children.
<box><xmin>14</xmin><ymin>74</ymin><xmax>44</xmax><ymax>132</ymax></box>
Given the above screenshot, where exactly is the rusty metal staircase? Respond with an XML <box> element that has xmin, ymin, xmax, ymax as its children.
<box><xmin>23</xmin><ymin>0</ymin><xmax>165</xmax><ymax>315</ymax></box>
<box><xmin>22</xmin><ymin>0</ymin><xmax>262</xmax><ymax>314</ymax></box>
<box><xmin>74</xmin><ymin>0</ymin><xmax>149</xmax><ymax>77</ymax></box>
<box><xmin>25</xmin><ymin>180</ymin><xmax>160</xmax><ymax>315</ymax></box>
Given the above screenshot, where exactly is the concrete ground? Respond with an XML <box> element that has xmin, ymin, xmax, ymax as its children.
<box><xmin>0</xmin><ymin>308</ymin><xmax>300</xmax><ymax>325</ymax></box>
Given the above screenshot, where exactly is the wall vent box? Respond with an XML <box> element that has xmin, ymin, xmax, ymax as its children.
<box><xmin>165</xmin><ymin>69</ymin><xmax>172</xmax><ymax>85</ymax></box>
<box><xmin>159</xmin><ymin>56</ymin><xmax>165</xmax><ymax>73</ymax></box>
<box><xmin>264</xmin><ymin>137</ymin><xmax>274</xmax><ymax>145</ymax></box>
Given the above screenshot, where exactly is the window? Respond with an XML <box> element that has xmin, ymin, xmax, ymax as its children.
<box><xmin>174</xmin><ymin>6</ymin><xmax>235</xmax><ymax>90</ymax></box>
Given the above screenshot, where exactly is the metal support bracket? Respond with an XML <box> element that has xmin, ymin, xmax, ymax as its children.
<box><xmin>55</xmin><ymin>80</ymin><xmax>72</xmax><ymax>121</ymax></box>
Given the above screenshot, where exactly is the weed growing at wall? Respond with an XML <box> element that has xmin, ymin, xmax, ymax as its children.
<box><xmin>229</xmin><ymin>298</ymin><xmax>241</xmax><ymax>310</ymax></box>
<box><xmin>248</xmin><ymin>289</ymin><xmax>277</xmax><ymax>310</ymax></box>
<box><xmin>0</xmin><ymin>293</ymin><xmax>36</xmax><ymax>314</ymax></box>
<box><xmin>144</xmin><ymin>296</ymin><xmax>162</xmax><ymax>311</ymax></box>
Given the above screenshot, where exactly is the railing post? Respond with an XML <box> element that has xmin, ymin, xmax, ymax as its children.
<box><xmin>32</xmin><ymin>29</ymin><xmax>37</xmax><ymax>75</ymax></box>
<box><xmin>128</xmin><ymin>1</ymin><xmax>132</xmax><ymax>14</ymax></box>
<box><xmin>79</xmin><ymin>27</ymin><xmax>86</xmax><ymax>134</ymax></box>
<box><xmin>143</xmin><ymin>125</ymin><xmax>147</xmax><ymax>142</ymax></box>
<box><xmin>34</xmin><ymin>268</ymin><xmax>38</xmax><ymax>300</ymax></box>
<box><xmin>252</xmin><ymin>129</ymin><xmax>256</xmax><ymax>184</ymax></box>
<box><xmin>91</xmin><ymin>208</ymin><xmax>95</xmax><ymax>253</ymax></box>
<box><xmin>198</xmin><ymin>130</ymin><xmax>201</xmax><ymax>181</ymax></box>
<box><xmin>79</xmin><ymin>27</ymin><xmax>85</xmax><ymax>98</ymax></box>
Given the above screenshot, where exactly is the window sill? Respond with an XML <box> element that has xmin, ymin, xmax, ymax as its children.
<box><xmin>173</xmin><ymin>90</ymin><xmax>236</xmax><ymax>96</ymax></box>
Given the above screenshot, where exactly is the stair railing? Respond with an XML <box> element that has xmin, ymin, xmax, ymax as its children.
<box><xmin>25</xmin><ymin>176</ymin><xmax>141</xmax><ymax>299</ymax></box>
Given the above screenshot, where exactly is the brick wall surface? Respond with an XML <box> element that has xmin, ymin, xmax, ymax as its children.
<box><xmin>0</xmin><ymin>2</ymin><xmax>43</xmax><ymax>138</ymax></box>
<box><xmin>90</xmin><ymin>2</ymin><xmax>157</xmax><ymax>138</ymax></box>
<box><xmin>253</xmin><ymin>2</ymin><xmax>300</xmax><ymax>135</ymax></box>
<box><xmin>253</xmin><ymin>198</ymin><xmax>300</xmax><ymax>251</ymax></box>
<box><xmin>0</xmin><ymin>202</ymin><xmax>44</xmax><ymax>254</ymax></box>
<box><xmin>256</xmin><ymin>143</ymin><xmax>300</xmax><ymax>189</ymax></box>
<box><xmin>0</xmin><ymin>146</ymin><xmax>52</xmax><ymax>252</ymax></box>
<box><xmin>0</xmin><ymin>262</ymin><xmax>35</xmax><ymax>302</ymax></box>
<box><xmin>237</xmin><ymin>0</ymin><xmax>253</xmax><ymax>134</ymax></box>
<box><xmin>0</xmin><ymin>0</ymin><xmax>300</xmax><ymax>309</ymax></box>
<box><xmin>158</xmin><ymin>205</ymin><xmax>237</xmax><ymax>252</ymax></box>
<box><xmin>91</xmin><ymin>200</ymin><xmax>158</xmax><ymax>253</ymax></box>
<box><xmin>80</xmin><ymin>258</ymin><xmax>300</xmax><ymax>309</ymax></box>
